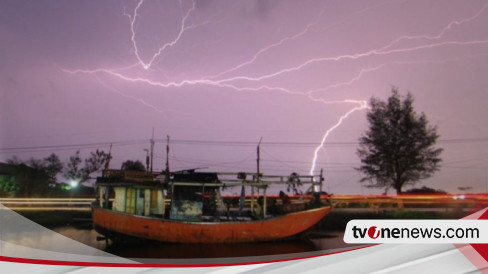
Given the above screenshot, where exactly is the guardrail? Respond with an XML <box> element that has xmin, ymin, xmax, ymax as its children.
<box><xmin>0</xmin><ymin>198</ymin><xmax>94</xmax><ymax>211</ymax></box>
<box><xmin>1</xmin><ymin>194</ymin><xmax>486</xmax><ymax>211</ymax></box>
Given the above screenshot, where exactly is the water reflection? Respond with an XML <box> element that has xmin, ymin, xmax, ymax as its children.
<box><xmin>52</xmin><ymin>226</ymin><xmax>351</xmax><ymax>259</ymax></box>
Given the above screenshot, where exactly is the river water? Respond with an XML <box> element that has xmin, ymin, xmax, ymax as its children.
<box><xmin>51</xmin><ymin>226</ymin><xmax>353</xmax><ymax>259</ymax></box>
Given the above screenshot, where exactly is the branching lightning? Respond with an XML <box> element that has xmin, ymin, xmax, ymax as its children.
<box><xmin>215</xmin><ymin>39</ymin><xmax>488</xmax><ymax>84</ymax></box>
<box><xmin>378</xmin><ymin>1</ymin><xmax>488</xmax><ymax>52</ymax></box>
<box><xmin>63</xmin><ymin>0</ymin><xmax>488</xmax><ymax>176</ymax></box>
<box><xmin>309</xmin><ymin>101</ymin><xmax>368</xmax><ymax>175</ymax></box>
<box><xmin>126</xmin><ymin>0</ymin><xmax>205</xmax><ymax>70</ymax></box>
<box><xmin>95</xmin><ymin>77</ymin><xmax>166</xmax><ymax>116</ymax></box>
<box><xmin>206</xmin><ymin>5</ymin><xmax>328</xmax><ymax>80</ymax></box>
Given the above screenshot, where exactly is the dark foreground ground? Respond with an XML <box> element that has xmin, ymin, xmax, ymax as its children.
<box><xmin>7</xmin><ymin>208</ymin><xmax>469</xmax><ymax>259</ymax></box>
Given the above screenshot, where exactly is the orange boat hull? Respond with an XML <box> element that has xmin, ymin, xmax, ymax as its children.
<box><xmin>92</xmin><ymin>206</ymin><xmax>331</xmax><ymax>243</ymax></box>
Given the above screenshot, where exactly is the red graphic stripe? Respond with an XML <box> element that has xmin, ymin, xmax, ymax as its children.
<box><xmin>0</xmin><ymin>245</ymin><xmax>377</xmax><ymax>268</ymax></box>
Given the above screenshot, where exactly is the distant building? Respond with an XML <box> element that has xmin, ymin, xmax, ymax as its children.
<box><xmin>0</xmin><ymin>162</ymin><xmax>46</xmax><ymax>197</ymax></box>
<box><xmin>0</xmin><ymin>162</ymin><xmax>15</xmax><ymax>196</ymax></box>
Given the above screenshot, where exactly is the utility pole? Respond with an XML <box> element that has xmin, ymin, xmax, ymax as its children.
<box><xmin>150</xmin><ymin>127</ymin><xmax>155</xmax><ymax>173</ymax></box>
<box><xmin>257</xmin><ymin>138</ymin><xmax>262</xmax><ymax>184</ymax></box>
<box><xmin>143</xmin><ymin>149</ymin><xmax>150</xmax><ymax>172</ymax></box>
<box><xmin>165</xmin><ymin>135</ymin><xmax>170</xmax><ymax>182</ymax></box>
<box><xmin>104</xmin><ymin>143</ymin><xmax>113</xmax><ymax>171</ymax></box>
<box><xmin>257</xmin><ymin>137</ymin><xmax>265</xmax><ymax>218</ymax></box>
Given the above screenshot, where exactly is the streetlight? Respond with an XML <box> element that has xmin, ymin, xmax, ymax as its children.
<box><xmin>69</xmin><ymin>180</ymin><xmax>79</xmax><ymax>188</ymax></box>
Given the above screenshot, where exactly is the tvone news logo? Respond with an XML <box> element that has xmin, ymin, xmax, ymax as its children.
<box><xmin>351</xmin><ymin>224</ymin><xmax>478</xmax><ymax>240</ymax></box>
<box><xmin>368</xmin><ymin>226</ymin><xmax>380</xmax><ymax>239</ymax></box>
<box><xmin>352</xmin><ymin>225</ymin><xmax>382</xmax><ymax>239</ymax></box>
<box><xmin>351</xmin><ymin>225</ymin><xmax>445</xmax><ymax>239</ymax></box>
<box><xmin>345</xmin><ymin>220</ymin><xmax>486</xmax><ymax>243</ymax></box>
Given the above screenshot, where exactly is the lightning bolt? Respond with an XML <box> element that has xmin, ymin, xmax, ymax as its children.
<box><xmin>206</xmin><ymin>0</ymin><xmax>397</xmax><ymax>80</ymax></box>
<box><xmin>206</xmin><ymin>5</ymin><xmax>328</xmax><ymax>80</ymax></box>
<box><xmin>308</xmin><ymin>53</ymin><xmax>488</xmax><ymax>97</ymax></box>
<box><xmin>378</xmin><ymin>1</ymin><xmax>488</xmax><ymax>52</ymax></box>
<box><xmin>95</xmin><ymin>77</ymin><xmax>167</xmax><ymax>116</ymax></box>
<box><xmin>64</xmin><ymin>38</ymin><xmax>488</xmax><ymax>89</ymax></box>
<box><xmin>214</xmin><ymin>2</ymin><xmax>488</xmax><ymax>84</ymax></box>
<box><xmin>127</xmin><ymin>0</ymin><xmax>206</xmax><ymax>70</ymax></box>
<box><xmin>62</xmin><ymin>1</ymin><xmax>488</xmax><ymax>177</ymax></box>
<box><xmin>309</xmin><ymin>101</ymin><xmax>368</xmax><ymax>175</ymax></box>
<box><xmin>216</xmin><ymin>39</ymin><xmax>488</xmax><ymax>84</ymax></box>
<box><xmin>307</xmin><ymin>65</ymin><xmax>387</xmax><ymax>96</ymax></box>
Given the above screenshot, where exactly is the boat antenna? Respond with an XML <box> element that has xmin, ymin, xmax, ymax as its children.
<box><xmin>165</xmin><ymin>135</ymin><xmax>170</xmax><ymax>182</ymax></box>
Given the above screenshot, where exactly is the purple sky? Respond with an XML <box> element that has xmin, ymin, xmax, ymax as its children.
<box><xmin>1</xmin><ymin>0</ymin><xmax>488</xmax><ymax>194</ymax></box>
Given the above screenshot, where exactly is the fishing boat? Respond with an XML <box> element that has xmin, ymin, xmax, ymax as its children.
<box><xmin>92</xmin><ymin>141</ymin><xmax>332</xmax><ymax>244</ymax></box>
<box><xmin>93</xmin><ymin>170</ymin><xmax>331</xmax><ymax>244</ymax></box>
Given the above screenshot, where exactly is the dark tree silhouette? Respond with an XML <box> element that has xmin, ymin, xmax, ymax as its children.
<box><xmin>357</xmin><ymin>88</ymin><xmax>443</xmax><ymax>194</ymax></box>
<box><xmin>84</xmin><ymin>150</ymin><xmax>110</xmax><ymax>176</ymax></box>
<box><xmin>2</xmin><ymin>158</ymin><xmax>49</xmax><ymax>196</ymax></box>
<box><xmin>43</xmin><ymin>153</ymin><xmax>63</xmax><ymax>186</ymax></box>
<box><xmin>64</xmin><ymin>151</ymin><xmax>83</xmax><ymax>182</ymax></box>
<box><xmin>121</xmin><ymin>160</ymin><xmax>146</xmax><ymax>171</ymax></box>
<box><xmin>64</xmin><ymin>150</ymin><xmax>110</xmax><ymax>183</ymax></box>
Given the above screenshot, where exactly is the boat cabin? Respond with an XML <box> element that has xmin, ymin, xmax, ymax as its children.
<box><xmin>96</xmin><ymin>169</ymin><xmax>165</xmax><ymax>218</ymax></box>
<box><xmin>95</xmin><ymin>169</ymin><xmax>326</xmax><ymax>223</ymax></box>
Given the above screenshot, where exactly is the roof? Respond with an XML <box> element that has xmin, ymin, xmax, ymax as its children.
<box><xmin>172</xmin><ymin>170</ymin><xmax>219</xmax><ymax>183</ymax></box>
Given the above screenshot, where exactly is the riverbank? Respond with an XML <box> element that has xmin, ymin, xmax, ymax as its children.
<box><xmin>14</xmin><ymin>210</ymin><xmax>92</xmax><ymax>228</ymax></box>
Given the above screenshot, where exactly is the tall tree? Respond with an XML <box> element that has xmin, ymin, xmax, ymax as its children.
<box><xmin>357</xmin><ymin>89</ymin><xmax>443</xmax><ymax>194</ymax></box>
<box><xmin>64</xmin><ymin>151</ymin><xmax>84</xmax><ymax>182</ymax></box>
<box><xmin>64</xmin><ymin>150</ymin><xmax>110</xmax><ymax>184</ymax></box>
<box><xmin>84</xmin><ymin>150</ymin><xmax>110</xmax><ymax>176</ymax></box>
<box><xmin>43</xmin><ymin>153</ymin><xmax>63</xmax><ymax>186</ymax></box>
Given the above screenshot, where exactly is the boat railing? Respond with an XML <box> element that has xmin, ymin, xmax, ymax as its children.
<box><xmin>216</xmin><ymin>171</ymin><xmax>325</xmax><ymax>216</ymax></box>
<box><xmin>216</xmin><ymin>172</ymin><xmax>317</xmax><ymax>180</ymax></box>
<box><xmin>219</xmin><ymin>179</ymin><xmax>319</xmax><ymax>187</ymax></box>
<box><xmin>216</xmin><ymin>172</ymin><xmax>322</xmax><ymax>188</ymax></box>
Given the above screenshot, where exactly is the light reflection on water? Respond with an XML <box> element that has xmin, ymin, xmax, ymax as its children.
<box><xmin>51</xmin><ymin>226</ymin><xmax>352</xmax><ymax>259</ymax></box>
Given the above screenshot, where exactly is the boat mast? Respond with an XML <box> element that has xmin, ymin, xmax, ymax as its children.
<box><xmin>252</xmin><ymin>138</ymin><xmax>262</xmax><ymax>214</ymax></box>
<box><xmin>256</xmin><ymin>137</ymin><xmax>265</xmax><ymax>218</ymax></box>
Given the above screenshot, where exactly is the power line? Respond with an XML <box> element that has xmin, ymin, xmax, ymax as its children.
<box><xmin>0</xmin><ymin>139</ymin><xmax>146</xmax><ymax>152</ymax></box>
<box><xmin>1</xmin><ymin>136</ymin><xmax>488</xmax><ymax>153</ymax></box>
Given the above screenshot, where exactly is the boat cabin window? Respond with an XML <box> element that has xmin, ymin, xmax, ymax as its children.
<box><xmin>125</xmin><ymin>188</ymin><xmax>136</xmax><ymax>214</ymax></box>
<box><xmin>170</xmin><ymin>186</ymin><xmax>203</xmax><ymax>221</ymax></box>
